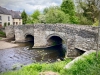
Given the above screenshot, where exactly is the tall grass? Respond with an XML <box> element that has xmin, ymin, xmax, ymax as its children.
<box><xmin>60</xmin><ymin>51</ymin><xmax>100</xmax><ymax>75</ymax></box>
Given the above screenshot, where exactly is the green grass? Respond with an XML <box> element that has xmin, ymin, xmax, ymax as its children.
<box><xmin>0</xmin><ymin>31</ymin><xmax>6</xmax><ymax>37</ymax></box>
<box><xmin>0</xmin><ymin>37</ymin><xmax>2</xmax><ymax>40</ymax></box>
<box><xmin>1</xmin><ymin>51</ymin><xmax>100</xmax><ymax>75</ymax></box>
<box><xmin>0</xmin><ymin>58</ymin><xmax>71</xmax><ymax>75</ymax></box>
<box><xmin>60</xmin><ymin>51</ymin><xmax>100</xmax><ymax>75</ymax></box>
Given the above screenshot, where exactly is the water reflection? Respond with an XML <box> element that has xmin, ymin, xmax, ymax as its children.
<box><xmin>0</xmin><ymin>42</ymin><xmax>66</xmax><ymax>72</ymax></box>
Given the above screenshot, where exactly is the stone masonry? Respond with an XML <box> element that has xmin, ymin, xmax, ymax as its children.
<box><xmin>5</xmin><ymin>24</ymin><xmax>98</xmax><ymax>57</ymax></box>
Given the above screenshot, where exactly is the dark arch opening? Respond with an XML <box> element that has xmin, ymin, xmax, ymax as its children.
<box><xmin>25</xmin><ymin>35</ymin><xmax>34</xmax><ymax>42</ymax></box>
<box><xmin>47</xmin><ymin>36</ymin><xmax>64</xmax><ymax>46</ymax></box>
<box><xmin>25</xmin><ymin>34</ymin><xmax>34</xmax><ymax>48</ymax></box>
<box><xmin>47</xmin><ymin>36</ymin><xmax>66</xmax><ymax>60</ymax></box>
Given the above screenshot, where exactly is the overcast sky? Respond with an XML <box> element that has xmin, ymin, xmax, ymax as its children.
<box><xmin>0</xmin><ymin>0</ymin><xmax>62</xmax><ymax>14</ymax></box>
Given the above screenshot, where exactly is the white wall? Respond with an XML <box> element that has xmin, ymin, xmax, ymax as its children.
<box><xmin>0</xmin><ymin>14</ymin><xmax>13</xmax><ymax>27</ymax></box>
<box><xmin>13</xmin><ymin>19</ymin><xmax>22</xmax><ymax>25</ymax></box>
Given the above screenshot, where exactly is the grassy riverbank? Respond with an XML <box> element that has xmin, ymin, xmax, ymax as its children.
<box><xmin>0</xmin><ymin>31</ymin><xmax>6</xmax><ymax>39</ymax></box>
<box><xmin>62</xmin><ymin>51</ymin><xmax>100</xmax><ymax>75</ymax></box>
<box><xmin>1</xmin><ymin>51</ymin><xmax>100</xmax><ymax>75</ymax></box>
<box><xmin>0</xmin><ymin>59</ymin><xmax>71</xmax><ymax>75</ymax></box>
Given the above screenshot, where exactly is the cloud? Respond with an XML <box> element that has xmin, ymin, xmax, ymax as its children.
<box><xmin>0</xmin><ymin>0</ymin><xmax>62</xmax><ymax>14</ymax></box>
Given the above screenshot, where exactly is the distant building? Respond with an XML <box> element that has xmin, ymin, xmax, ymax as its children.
<box><xmin>0</xmin><ymin>6</ymin><xmax>22</xmax><ymax>27</ymax></box>
<box><xmin>9</xmin><ymin>10</ymin><xmax>22</xmax><ymax>25</ymax></box>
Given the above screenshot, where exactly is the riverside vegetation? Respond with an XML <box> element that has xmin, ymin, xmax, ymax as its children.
<box><xmin>1</xmin><ymin>51</ymin><xmax>100</xmax><ymax>75</ymax></box>
<box><xmin>0</xmin><ymin>31</ymin><xmax>6</xmax><ymax>40</ymax></box>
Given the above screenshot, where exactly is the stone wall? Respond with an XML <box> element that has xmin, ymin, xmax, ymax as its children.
<box><xmin>33</xmin><ymin>24</ymin><xmax>98</xmax><ymax>57</ymax></box>
<box><xmin>5</xmin><ymin>25</ymin><xmax>15</xmax><ymax>38</ymax></box>
<box><xmin>14</xmin><ymin>25</ymin><xmax>34</xmax><ymax>42</ymax></box>
<box><xmin>5</xmin><ymin>24</ymin><xmax>98</xmax><ymax>57</ymax></box>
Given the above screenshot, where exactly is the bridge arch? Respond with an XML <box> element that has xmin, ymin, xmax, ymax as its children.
<box><xmin>24</xmin><ymin>33</ymin><xmax>34</xmax><ymax>42</ymax></box>
<box><xmin>24</xmin><ymin>33</ymin><xmax>34</xmax><ymax>48</ymax></box>
<box><xmin>46</xmin><ymin>33</ymin><xmax>66</xmax><ymax>46</ymax></box>
<box><xmin>46</xmin><ymin>33</ymin><xmax>67</xmax><ymax>58</ymax></box>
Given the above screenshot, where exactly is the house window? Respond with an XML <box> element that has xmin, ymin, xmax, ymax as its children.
<box><xmin>0</xmin><ymin>16</ymin><xmax>2</xmax><ymax>20</ymax></box>
<box><xmin>8</xmin><ymin>16</ymin><xmax>10</xmax><ymax>21</ymax></box>
<box><xmin>8</xmin><ymin>22</ymin><xmax>10</xmax><ymax>26</ymax></box>
<box><xmin>0</xmin><ymin>22</ymin><xmax>2</xmax><ymax>25</ymax></box>
<box><xmin>0</xmin><ymin>22</ymin><xmax>2</xmax><ymax>28</ymax></box>
<box><xmin>16</xmin><ymin>22</ymin><xmax>18</xmax><ymax>25</ymax></box>
<box><xmin>13</xmin><ymin>22</ymin><xmax>15</xmax><ymax>25</ymax></box>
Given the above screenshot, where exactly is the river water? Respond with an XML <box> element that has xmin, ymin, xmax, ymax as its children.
<box><xmin>0</xmin><ymin>42</ymin><xmax>66</xmax><ymax>72</ymax></box>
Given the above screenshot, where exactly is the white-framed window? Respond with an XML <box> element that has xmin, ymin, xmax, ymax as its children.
<box><xmin>0</xmin><ymin>16</ymin><xmax>2</xmax><ymax>20</ymax></box>
<box><xmin>8</xmin><ymin>16</ymin><xmax>10</xmax><ymax>21</ymax></box>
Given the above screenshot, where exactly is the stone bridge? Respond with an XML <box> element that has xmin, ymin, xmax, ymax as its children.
<box><xmin>5</xmin><ymin>24</ymin><xmax>98</xmax><ymax>57</ymax></box>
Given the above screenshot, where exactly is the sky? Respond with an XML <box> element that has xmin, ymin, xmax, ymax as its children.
<box><xmin>0</xmin><ymin>0</ymin><xmax>62</xmax><ymax>14</ymax></box>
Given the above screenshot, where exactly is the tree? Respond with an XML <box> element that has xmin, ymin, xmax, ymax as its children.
<box><xmin>45</xmin><ymin>6</ymin><xmax>70</xmax><ymax>24</ymax></box>
<box><xmin>21</xmin><ymin>10</ymin><xmax>27</xmax><ymax>24</ymax></box>
<box><xmin>38</xmin><ymin>15</ymin><xmax>46</xmax><ymax>23</ymax></box>
<box><xmin>61</xmin><ymin>0</ymin><xmax>75</xmax><ymax>16</ymax></box>
<box><xmin>75</xmin><ymin>0</ymin><xmax>100</xmax><ymax>24</ymax></box>
<box><xmin>31</xmin><ymin>10</ymin><xmax>40</xmax><ymax>23</ymax></box>
<box><xmin>61</xmin><ymin>0</ymin><xmax>79</xmax><ymax>24</ymax></box>
<box><xmin>43</xmin><ymin>6</ymin><xmax>60</xmax><ymax>15</ymax></box>
<box><xmin>26</xmin><ymin>15</ymin><xmax>33</xmax><ymax>24</ymax></box>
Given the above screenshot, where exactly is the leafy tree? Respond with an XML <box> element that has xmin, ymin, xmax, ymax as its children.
<box><xmin>61</xmin><ymin>0</ymin><xmax>79</xmax><ymax>24</ymax></box>
<box><xmin>38</xmin><ymin>15</ymin><xmax>46</xmax><ymax>23</ymax></box>
<box><xmin>43</xmin><ymin>6</ymin><xmax>60</xmax><ymax>15</ymax></box>
<box><xmin>26</xmin><ymin>15</ymin><xmax>33</xmax><ymax>24</ymax></box>
<box><xmin>61</xmin><ymin>0</ymin><xmax>75</xmax><ymax>16</ymax></box>
<box><xmin>31</xmin><ymin>10</ymin><xmax>40</xmax><ymax>23</ymax></box>
<box><xmin>21</xmin><ymin>10</ymin><xmax>27</xmax><ymax>24</ymax></box>
<box><xmin>75</xmin><ymin>0</ymin><xmax>100</xmax><ymax>25</ymax></box>
<box><xmin>45</xmin><ymin>7</ymin><xmax>70</xmax><ymax>24</ymax></box>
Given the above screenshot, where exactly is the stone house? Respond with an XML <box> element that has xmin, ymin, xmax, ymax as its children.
<box><xmin>9</xmin><ymin>10</ymin><xmax>22</xmax><ymax>25</ymax></box>
<box><xmin>0</xmin><ymin>6</ymin><xmax>22</xmax><ymax>27</ymax></box>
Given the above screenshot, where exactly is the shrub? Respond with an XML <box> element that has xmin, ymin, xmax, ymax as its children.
<box><xmin>4</xmin><ymin>22</ymin><xmax>7</xmax><ymax>27</ymax></box>
<box><xmin>0</xmin><ymin>31</ymin><xmax>6</xmax><ymax>37</ymax></box>
<box><xmin>8</xmin><ymin>22</ymin><xmax>10</xmax><ymax>26</ymax></box>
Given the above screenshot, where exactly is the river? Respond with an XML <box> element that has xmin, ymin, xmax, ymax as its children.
<box><xmin>0</xmin><ymin>41</ymin><xmax>66</xmax><ymax>72</ymax></box>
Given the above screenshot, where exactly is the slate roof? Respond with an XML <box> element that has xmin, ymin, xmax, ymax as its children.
<box><xmin>0</xmin><ymin>6</ymin><xmax>22</xmax><ymax>19</ymax></box>
<box><xmin>0</xmin><ymin>6</ymin><xmax>11</xmax><ymax>15</ymax></box>
<box><xmin>9</xmin><ymin>10</ymin><xmax>22</xmax><ymax>19</ymax></box>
